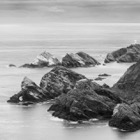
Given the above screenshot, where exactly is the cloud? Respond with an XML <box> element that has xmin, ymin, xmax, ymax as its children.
<box><xmin>47</xmin><ymin>6</ymin><xmax>64</xmax><ymax>13</ymax></box>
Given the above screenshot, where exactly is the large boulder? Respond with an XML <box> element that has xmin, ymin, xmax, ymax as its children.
<box><xmin>40</xmin><ymin>66</ymin><xmax>87</xmax><ymax>99</ymax></box>
<box><xmin>20</xmin><ymin>51</ymin><xmax>60</xmax><ymax>68</ymax></box>
<box><xmin>112</xmin><ymin>60</ymin><xmax>140</xmax><ymax>101</ymax></box>
<box><xmin>109</xmin><ymin>103</ymin><xmax>140</xmax><ymax>132</ymax></box>
<box><xmin>104</xmin><ymin>44</ymin><xmax>140</xmax><ymax>63</ymax></box>
<box><xmin>62</xmin><ymin>52</ymin><xmax>100</xmax><ymax>68</ymax></box>
<box><xmin>48</xmin><ymin>79</ymin><xmax>122</xmax><ymax>121</ymax></box>
<box><xmin>7</xmin><ymin>77</ymin><xmax>49</xmax><ymax>104</ymax></box>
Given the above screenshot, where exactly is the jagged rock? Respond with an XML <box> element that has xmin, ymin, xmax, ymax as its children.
<box><xmin>104</xmin><ymin>44</ymin><xmax>140</xmax><ymax>63</ymax></box>
<box><xmin>62</xmin><ymin>52</ymin><xmax>100</xmax><ymax>68</ymax></box>
<box><xmin>7</xmin><ymin>77</ymin><xmax>49</xmax><ymax>104</ymax></box>
<box><xmin>40</xmin><ymin>66</ymin><xmax>87</xmax><ymax>99</ymax></box>
<box><xmin>48</xmin><ymin>79</ymin><xmax>122</xmax><ymax>121</ymax></box>
<box><xmin>20</xmin><ymin>51</ymin><xmax>60</xmax><ymax>68</ymax></box>
<box><xmin>112</xmin><ymin>60</ymin><xmax>140</xmax><ymax>101</ymax></box>
<box><xmin>109</xmin><ymin>103</ymin><xmax>140</xmax><ymax>132</ymax></box>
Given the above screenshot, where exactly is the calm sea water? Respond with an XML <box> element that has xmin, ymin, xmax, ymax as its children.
<box><xmin>0</xmin><ymin>23</ymin><xmax>140</xmax><ymax>140</ymax></box>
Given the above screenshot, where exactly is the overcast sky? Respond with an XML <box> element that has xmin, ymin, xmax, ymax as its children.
<box><xmin>0</xmin><ymin>0</ymin><xmax>140</xmax><ymax>23</ymax></box>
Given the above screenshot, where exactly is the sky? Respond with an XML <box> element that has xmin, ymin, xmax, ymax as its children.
<box><xmin>0</xmin><ymin>0</ymin><xmax>140</xmax><ymax>23</ymax></box>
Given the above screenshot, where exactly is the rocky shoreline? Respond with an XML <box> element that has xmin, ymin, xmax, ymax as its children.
<box><xmin>7</xmin><ymin>44</ymin><xmax>140</xmax><ymax>132</ymax></box>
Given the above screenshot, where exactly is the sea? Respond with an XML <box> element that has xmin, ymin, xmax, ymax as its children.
<box><xmin>0</xmin><ymin>23</ymin><xmax>140</xmax><ymax>140</ymax></box>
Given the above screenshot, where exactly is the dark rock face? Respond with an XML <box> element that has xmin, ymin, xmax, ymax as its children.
<box><xmin>104</xmin><ymin>44</ymin><xmax>140</xmax><ymax>63</ymax></box>
<box><xmin>20</xmin><ymin>51</ymin><xmax>60</xmax><ymax>68</ymax></box>
<box><xmin>7</xmin><ymin>77</ymin><xmax>49</xmax><ymax>104</ymax></box>
<box><xmin>109</xmin><ymin>103</ymin><xmax>140</xmax><ymax>132</ymax></box>
<box><xmin>112</xmin><ymin>60</ymin><xmax>140</xmax><ymax>101</ymax></box>
<box><xmin>62</xmin><ymin>52</ymin><xmax>100</xmax><ymax>68</ymax></box>
<box><xmin>48</xmin><ymin>79</ymin><xmax>122</xmax><ymax>121</ymax></box>
<box><xmin>40</xmin><ymin>66</ymin><xmax>87</xmax><ymax>99</ymax></box>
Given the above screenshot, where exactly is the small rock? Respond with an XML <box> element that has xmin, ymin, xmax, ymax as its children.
<box><xmin>98</xmin><ymin>73</ymin><xmax>111</xmax><ymax>77</ymax></box>
<box><xmin>94</xmin><ymin>77</ymin><xmax>105</xmax><ymax>81</ymax></box>
<box><xmin>20</xmin><ymin>51</ymin><xmax>60</xmax><ymax>68</ymax></box>
<box><xmin>8</xmin><ymin>64</ymin><xmax>16</xmax><ymax>67</ymax></box>
<box><xmin>62</xmin><ymin>51</ymin><xmax>100</xmax><ymax>68</ymax></box>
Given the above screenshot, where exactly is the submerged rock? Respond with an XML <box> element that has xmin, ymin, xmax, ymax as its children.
<box><xmin>104</xmin><ymin>44</ymin><xmax>140</xmax><ymax>63</ymax></box>
<box><xmin>94</xmin><ymin>77</ymin><xmax>105</xmax><ymax>81</ymax></box>
<box><xmin>112</xmin><ymin>60</ymin><xmax>140</xmax><ymax>101</ymax></box>
<box><xmin>48</xmin><ymin>79</ymin><xmax>122</xmax><ymax>121</ymax></box>
<box><xmin>40</xmin><ymin>66</ymin><xmax>87</xmax><ymax>99</ymax></box>
<box><xmin>20</xmin><ymin>51</ymin><xmax>60</xmax><ymax>68</ymax></box>
<box><xmin>62</xmin><ymin>52</ymin><xmax>100</xmax><ymax>68</ymax></box>
<box><xmin>7</xmin><ymin>77</ymin><xmax>49</xmax><ymax>104</ymax></box>
<box><xmin>109</xmin><ymin>103</ymin><xmax>140</xmax><ymax>132</ymax></box>
<box><xmin>98</xmin><ymin>73</ymin><xmax>111</xmax><ymax>77</ymax></box>
<box><xmin>8</xmin><ymin>64</ymin><xmax>16</xmax><ymax>67</ymax></box>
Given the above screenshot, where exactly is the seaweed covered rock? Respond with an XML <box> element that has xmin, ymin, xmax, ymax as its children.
<box><xmin>20</xmin><ymin>51</ymin><xmax>60</xmax><ymax>68</ymax></box>
<box><xmin>112</xmin><ymin>60</ymin><xmax>140</xmax><ymax>101</ymax></box>
<box><xmin>104</xmin><ymin>44</ymin><xmax>140</xmax><ymax>63</ymax></box>
<box><xmin>62</xmin><ymin>52</ymin><xmax>100</xmax><ymax>68</ymax></box>
<box><xmin>48</xmin><ymin>79</ymin><xmax>122</xmax><ymax>121</ymax></box>
<box><xmin>109</xmin><ymin>103</ymin><xmax>140</xmax><ymax>132</ymax></box>
<box><xmin>40</xmin><ymin>66</ymin><xmax>87</xmax><ymax>99</ymax></box>
<box><xmin>7</xmin><ymin>77</ymin><xmax>49</xmax><ymax>104</ymax></box>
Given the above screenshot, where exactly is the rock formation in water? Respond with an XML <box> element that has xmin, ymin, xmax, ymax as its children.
<box><xmin>94</xmin><ymin>77</ymin><xmax>105</xmax><ymax>81</ymax></box>
<box><xmin>98</xmin><ymin>73</ymin><xmax>111</xmax><ymax>77</ymax></box>
<box><xmin>8</xmin><ymin>64</ymin><xmax>16</xmax><ymax>67</ymax></box>
<box><xmin>40</xmin><ymin>66</ymin><xmax>87</xmax><ymax>98</ymax></box>
<box><xmin>104</xmin><ymin>44</ymin><xmax>140</xmax><ymax>63</ymax></box>
<box><xmin>112</xmin><ymin>60</ymin><xmax>140</xmax><ymax>102</ymax></box>
<box><xmin>7</xmin><ymin>77</ymin><xmax>49</xmax><ymax>104</ymax></box>
<box><xmin>8</xmin><ymin>66</ymin><xmax>86</xmax><ymax>104</ymax></box>
<box><xmin>108</xmin><ymin>60</ymin><xmax>140</xmax><ymax>131</ymax></box>
<box><xmin>20</xmin><ymin>51</ymin><xmax>60</xmax><ymax>68</ymax></box>
<box><xmin>62</xmin><ymin>52</ymin><xmax>100</xmax><ymax>68</ymax></box>
<box><xmin>48</xmin><ymin>79</ymin><xmax>122</xmax><ymax>121</ymax></box>
<box><xmin>109</xmin><ymin>103</ymin><xmax>140</xmax><ymax>132</ymax></box>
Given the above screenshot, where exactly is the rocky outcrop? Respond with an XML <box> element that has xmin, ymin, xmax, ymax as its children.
<box><xmin>104</xmin><ymin>44</ymin><xmax>140</xmax><ymax>63</ymax></box>
<box><xmin>48</xmin><ymin>79</ymin><xmax>122</xmax><ymax>121</ymax></box>
<box><xmin>40</xmin><ymin>66</ymin><xmax>87</xmax><ymax>98</ymax></box>
<box><xmin>20</xmin><ymin>51</ymin><xmax>60</xmax><ymax>68</ymax></box>
<box><xmin>62</xmin><ymin>52</ymin><xmax>100</xmax><ymax>68</ymax></box>
<box><xmin>109</xmin><ymin>103</ymin><xmax>140</xmax><ymax>132</ymax></box>
<box><xmin>8</xmin><ymin>66</ymin><xmax>86</xmax><ymax>104</ymax></box>
<box><xmin>7</xmin><ymin>77</ymin><xmax>49</xmax><ymax>104</ymax></box>
<box><xmin>112</xmin><ymin>60</ymin><xmax>140</xmax><ymax>101</ymax></box>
